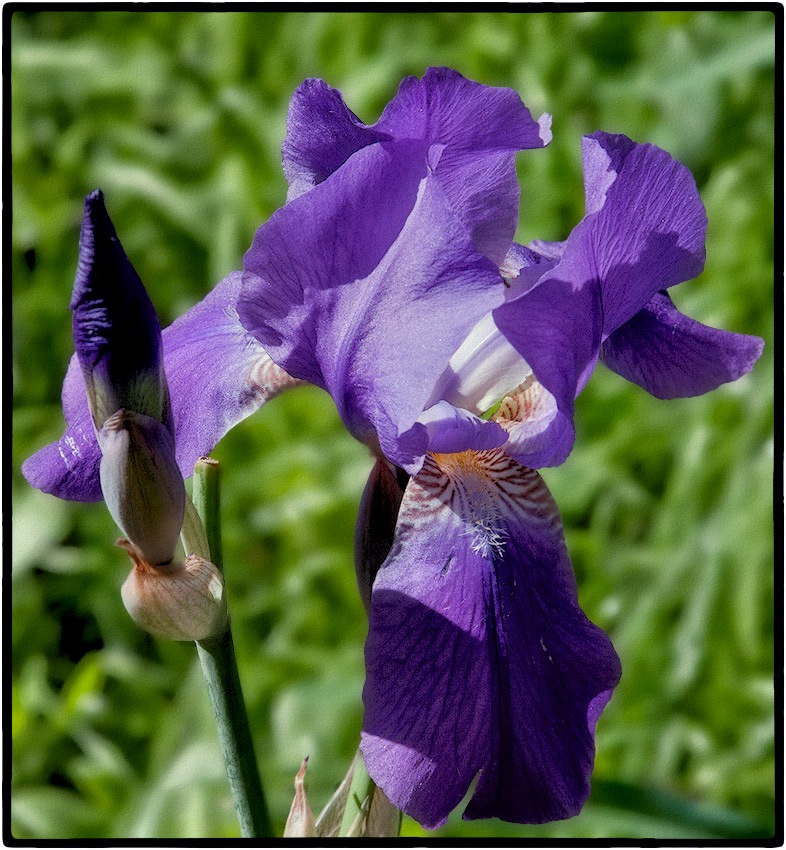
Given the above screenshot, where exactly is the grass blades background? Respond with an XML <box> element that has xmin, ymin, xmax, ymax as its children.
<box><xmin>10</xmin><ymin>9</ymin><xmax>775</xmax><ymax>839</ymax></box>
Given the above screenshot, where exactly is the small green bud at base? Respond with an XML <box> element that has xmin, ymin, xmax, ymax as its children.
<box><xmin>119</xmin><ymin>540</ymin><xmax>227</xmax><ymax>641</ymax></box>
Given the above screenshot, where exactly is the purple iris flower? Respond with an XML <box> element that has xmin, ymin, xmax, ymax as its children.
<box><xmin>239</xmin><ymin>68</ymin><xmax>763</xmax><ymax>828</ymax></box>
<box><xmin>22</xmin><ymin>201</ymin><xmax>301</xmax><ymax>507</ymax></box>
<box><xmin>23</xmin><ymin>67</ymin><xmax>764</xmax><ymax>830</ymax></box>
<box><xmin>238</xmin><ymin>68</ymin><xmax>615</xmax><ymax>827</ymax></box>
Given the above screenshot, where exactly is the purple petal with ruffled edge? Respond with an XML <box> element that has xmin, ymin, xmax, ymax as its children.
<box><xmin>580</xmin><ymin>131</ymin><xmax>707</xmax><ymax>334</ymax></box>
<box><xmin>601</xmin><ymin>290</ymin><xmax>764</xmax><ymax>398</ymax></box>
<box><xmin>494</xmin><ymin>132</ymin><xmax>709</xmax><ymax>464</ymax></box>
<box><xmin>361</xmin><ymin>449</ymin><xmax>620</xmax><ymax>828</ymax></box>
<box><xmin>22</xmin><ymin>272</ymin><xmax>300</xmax><ymax>502</ymax></box>
<box><xmin>376</xmin><ymin>67</ymin><xmax>551</xmax><ymax>266</ymax></box>
<box><xmin>241</xmin><ymin>142</ymin><xmax>505</xmax><ymax>474</ymax></box>
<box><xmin>283</xmin><ymin>78</ymin><xmax>391</xmax><ymax>202</ymax></box>
<box><xmin>282</xmin><ymin>67</ymin><xmax>550</xmax><ymax>266</ymax></box>
<box><xmin>417</xmin><ymin>402</ymin><xmax>508</xmax><ymax>454</ymax></box>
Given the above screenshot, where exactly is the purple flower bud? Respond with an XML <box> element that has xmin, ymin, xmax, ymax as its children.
<box><xmin>72</xmin><ymin>190</ymin><xmax>185</xmax><ymax>563</ymax></box>
<box><xmin>72</xmin><ymin>190</ymin><xmax>171</xmax><ymax>431</ymax></box>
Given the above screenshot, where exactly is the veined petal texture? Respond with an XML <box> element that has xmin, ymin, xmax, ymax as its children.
<box><xmin>600</xmin><ymin>291</ymin><xmax>764</xmax><ymax>398</ymax></box>
<box><xmin>241</xmin><ymin>141</ymin><xmax>505</xmax><ymax>474</ymax></box>
<box><xmin>579</xmin><ymin>131</ymin><xmax>707</xmax><ymax>334</ymax></box>
<box><xmin>282</xmin><ymin>67</ymin><xmax>551</xmax><ymax>265</ymax></box>
<box><xmin>494</xmin><ymin>131</ymin><xmax>711</xmax><ymax>458</ymax></box>
<box><xmin>361</xmin><ymin>450</ymin><xmax>620</xmax><ymax>827</ymax></box>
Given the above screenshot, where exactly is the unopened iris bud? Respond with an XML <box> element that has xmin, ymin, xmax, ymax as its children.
<box><xmin>119</xmin><ymin>540</ymin><xmax>227</xmax><ymax>641</ymax></box>
<box><xmin>99</xmin><ymin>410</ymin><xmax>185</xmax><ymax>566</ymax></box>
<box><xmin>70</xmin><ymin>189</ymin><xmax>186</xmax><ymax>564</ymax></box>
<box><xmin>72</xmin><ymin>190</ymin><xmax>171</xmax><ymax>430</ymax></box>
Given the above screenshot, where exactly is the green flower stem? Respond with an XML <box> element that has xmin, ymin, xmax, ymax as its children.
<box><xmin>338</xmin><ymin>751</ymin><xmax>377</xmax><ymax>837</ymax></box>
<box><xmin>182</xmin><ymin>457</ymin><xmax>272</xmax><ymax>838</ymax></box>
<box><xmin>191</xmin><ymin>456</ymin><xmax>223</xmax><ymax>568</ymax></box>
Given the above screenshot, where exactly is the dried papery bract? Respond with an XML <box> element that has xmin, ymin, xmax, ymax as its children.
<box><xmin>283</xmin><ymin>755</ymin><xmax>401</xmax><ymax>838</ymax></box>
<box><xmin>119</xmin><ymin>539</ymin><xmax>227</xmax><ymax>641</ymax></box>
<box><xmin>283</xmin><ymin>758</ymin><xmax>317</xmax><ymax>837</ymax></box>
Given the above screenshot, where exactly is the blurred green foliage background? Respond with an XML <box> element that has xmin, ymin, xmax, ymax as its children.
<box><xmin>10</xmin><ymin>9</ymin><xmax>775</xmax><ymax>840</ymax></box>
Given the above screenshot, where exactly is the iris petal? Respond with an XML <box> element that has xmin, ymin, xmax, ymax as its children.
<box><xmin>361</xmin><ymin>450</ymin><xmax>620</xmax><ymax>827</ymax></box>
<box><xmin>601</xmin><ymin>290</ymin><xmax>765</xmax><ymax>398</ymax></box>
<box><xmin>22</xmin><ymin>356</ymin><xmax>104</xmax><ymax>501</ymax></box>
<box><xmin>283</xmin><ymin>77</ymin><xmax>391</xmax><ymax>202</ymax></box>
<box><xmin>496</xmin><ymin>376</ymin><xmax>575</xmax><ymax>469</ymax></box>
<box><xmin>281</xmin><ymin>67</ymin><xmax>551</xmax><ymax>265</ymax></box>
<box><xmin>494</xmin><ymin>132</ymin><xmax>710</xmax><ymax>464</ymax></box>
<box><xmin>580</xmin><ymin>131</ymin><xmax>708</xmax><ymax>334</ymax></box>
<box><xmin>494</xmin><ymin>264</ymin><xmax>604</xmax><ymax>466</ymax></box>
<box><xmin>241</xmin><ymin>143</ymin><xmax>504</xmax><ymax>474</ymax></box>
<box><xmin>417</xmin><ymin>402</ymin><xmax>508</xmax><ymax>454</ymax></box>
<box><xmin>377</xmin><ymin>68</ymin><xmax>552</xmax><ymax>266</ymax></box>
<box><xmin>164</xmin><ymin>272</ymin><xmax>302</xmax><ymax>473</ymax></box>
<box><xmin>428</xmin><ymin>312</ymin><xmax>532</xmax><ymax>415</ymax></box>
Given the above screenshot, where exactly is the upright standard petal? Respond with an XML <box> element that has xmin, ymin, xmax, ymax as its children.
<box><xmin>281</xmin><ymin>67</ymin><xmax>550</xmax><ymax>265</ymax></box>
<box><xmin>361</xmin><ymin>450</ymin><xmax>620</xmax><ymax>827</ymax></box>
<box><xmin>241</xmin><ymin>141</ymin><xmax>505</xmax><ymax>473</ymax></box>
<box><xmin>23</xmin><ymin>273</ymin><xmax>300</xmax><ymax>502</ymax></box>
<box><xmin>283</xmin><ymin>78</ymin><xmax>391</xmax><ymax>202</ymax></box>
<box><xmin>600</xmin><ymin>291</ymin><xmax>765</xmax><ymax>398</ymax></box>
<box><xmin>579</xmin><ymin>131</ymin><xmax>707</xmax><ymax>334</ymax></box>
<box><xmin>71</xmin><ymin>190</ymin><xmax>169</xmax><ymax>430</ymax></box>
<box><xmin>376</xmin><ymin>68</ymin><xmax>551</xmax><ymax>265</ymax></box>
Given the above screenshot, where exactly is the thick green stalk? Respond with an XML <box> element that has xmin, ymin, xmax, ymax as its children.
<box><xmin>183</xmin><ymin>457</ymin><xmax>272</xmax><ymax>838</ymax></box>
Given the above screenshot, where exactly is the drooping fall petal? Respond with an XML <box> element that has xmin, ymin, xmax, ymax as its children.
<box><xmin>361</xmin><ymin>450</ymin><xmax>620</xmax><ymax>827</ymax></box>
<box><xmin>600</xmin><ymin>290</ymin><xmax>764</xmax><ymax>398</ymax></box>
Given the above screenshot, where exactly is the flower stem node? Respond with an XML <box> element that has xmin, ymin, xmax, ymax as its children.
<box><xmin>118</xmin><ymin>539</ymin><xmax>228</xmax><ymax>641</ymax></box>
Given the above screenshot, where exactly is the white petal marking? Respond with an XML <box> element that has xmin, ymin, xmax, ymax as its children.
<box><xmin>426</xmin><ymin>312</ymin><xmax>532</xmax><ymax>415</ymax></box>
